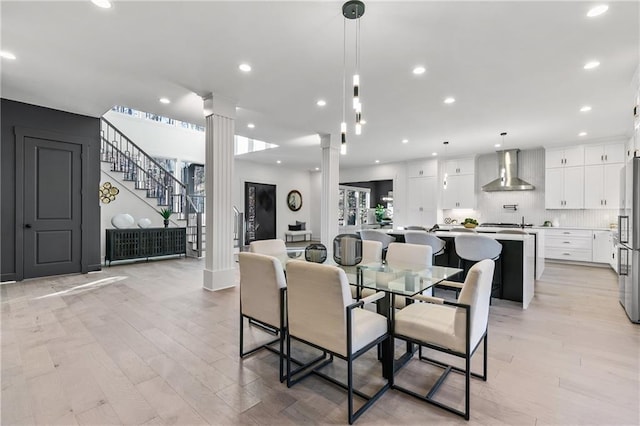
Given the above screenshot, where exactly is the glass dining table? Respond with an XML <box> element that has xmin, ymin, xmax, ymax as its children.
<box><xmin>277</xmin><ymin>249</ymin><xmax>463</xmax><ymax>379</ymax></box>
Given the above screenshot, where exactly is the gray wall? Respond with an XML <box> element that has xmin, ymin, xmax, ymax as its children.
<box><xmin>1</xmin><ymin>98</ymin><xmax>101</xmax><ymax>281</ymax></box>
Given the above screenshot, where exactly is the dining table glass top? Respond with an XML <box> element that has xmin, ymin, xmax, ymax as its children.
<box><xmin>277</xmin><ymin>249</ymin><xmax>462</xmax><ymax>297</ymax></box>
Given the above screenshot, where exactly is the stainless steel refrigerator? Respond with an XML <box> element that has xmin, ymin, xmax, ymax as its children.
<box><xmin>618</xmin><ymin>156</ymin><xmax>640</xmax><ymax>323</ymax></box>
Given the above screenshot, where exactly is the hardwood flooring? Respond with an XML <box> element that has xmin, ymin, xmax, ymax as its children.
<box><xmin>1</xmin><ymin>259</ymin><xmax>638</xmax><ymax>425</ymax></box>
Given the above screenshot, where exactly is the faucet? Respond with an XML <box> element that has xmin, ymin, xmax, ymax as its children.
<box><xmin>521</xmin><ymin>216</ymin><xmax>525</xmax><ymax>229</ymax></box>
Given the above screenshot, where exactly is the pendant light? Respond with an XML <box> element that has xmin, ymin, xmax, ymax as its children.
<box><xmin>443</xmin><ymin>141</ymin><xmax>449</xmax><ymax>188</ymax></box>
<box><xmin>341</xmin><ymin>0</ymin><xmax>365</xmax><ymax>154</ymax></box>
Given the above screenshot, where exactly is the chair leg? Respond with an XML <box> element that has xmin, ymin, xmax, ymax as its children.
<box><xmin>347</xmin><ymin>357</ymin><xmax>354</xmax><ymax>425</ymax></box>
<box><xmin>465</xmin><ymin>354</ymin><xmax>470</xmax><ymax>421</ymax></box>
<box><xmin>483</xmin><ymin>332</ymin><xmax>488</xmax><ymax>381</ymax></box>
<box><xmin>286</xmin><ymin>332</ymin><xmax>292</xmax><ymax>388</ymax></box>
<box><xmin>279</xmin><ymin>328</ymin><xmax>285</xmax><ymax>383</ymax></box>
<box><xmin>239</xmin><ymin>314</ymin><xmax>244</xmax><ymax>358</ymax></box>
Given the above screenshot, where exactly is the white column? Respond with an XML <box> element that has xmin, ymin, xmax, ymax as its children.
<box><xmin>320</xmin><ymin>133</ymin><xmax>340</xmax><ymax>250</ymax></box>
<box><xmin>202</xmin><ymin>94</ymin><xmax>236</xmax><ymax>291</ymax></box>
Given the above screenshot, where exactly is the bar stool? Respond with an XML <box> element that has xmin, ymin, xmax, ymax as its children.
<box><xmin>454</xmin><ymin>234</ymin><xmax>502</xmax><ymax>300</ymax></box>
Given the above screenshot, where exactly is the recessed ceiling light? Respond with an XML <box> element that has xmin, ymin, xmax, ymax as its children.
<box><xmin>578</xmin><ymin>132</ymin><xmax>588</xmax><ymax>136</ymax></box>
<box><xmin>0</xmin><ymin>50</ymin><xmax>16</xmax><ymax>60</ymax></box>
<box><xmin>375</xmin><ymin>160</ymin><xmax>380</xmax><ymax>164</ymax></box>
<box><xmin>239</xmin><ymin>63</ymin><xmax>252</xmax><ymax>72</ymax></box>
<box><xmin>315</xmin><ymin>167</ymin><xmax>320</xmax><ymax>171</ymax></box>
<box><xmin>580</xmin><ymin>105</ymin><xmax>592</xmax><ymax>112</ymax></box>
<box><xmin>412</xmin><ymin>66</ymin><xmax>426</xmax><ymax>75</ymax></box>
<box><xmin>159</xmin><ymin>97</ymin><xmax>170</xmax><ymax>104</ymax></box>
<box><xmin>91</xmin><ymin>0</ymin><xmax>112</xmax><ymax>9</ymax></box>
<box><xmin>247</xmin><ymin>123</ymin><xmax>255</xmax><ymax>129</ymax></box>
<box><xmin>495</xmin><ymin>144</ymin><xmax>501</xmax><ymax>148</ymax></box>
<box><xmin>360</xmin><ymin>120</ymin><xmax>367</xmax><ymax>125</ymax></box>
<box><xmin>584</xmin><ymin>61</ymin><xmax>600</xmax><ymax>70</ymax></box>
<box><xmin>316</xmin><ymin>99</ymin><xmax>326</xmax><ymax>107</ymax></box>
<box><xmin>276</xmin><ymin>160</ymin><xmax>281</xmax><ymax>164</ymax></box>
<box><xmin>444</xmin><ymin>97</ymin><xmax>456</xmax><ymax>104</ymax></box>
<box><xmin>587</xmin><ymin>5</ymin><xmax>608</xmax><ymax>17</ymax></box>
<box><xmin>402</xmin><ymin>139</ymin><xmax>409</xmax><ymax>144</ymax></box>
<box><xmin>432</xmin><ymin>152</ymin><xmax>438</xmax><ymax>156</ymax></box>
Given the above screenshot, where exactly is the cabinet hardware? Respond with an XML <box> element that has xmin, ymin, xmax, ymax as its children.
<box><xmin>604</xmin><ymin>200</ymin><xmax>607</xmax><ymax>205</ymax></box>
<box><xmin>563</xmin><ymin>232</ymin><xmax>571</xmax><ymax>234</ymax></box>
<box><xmin>601</xmin><ymin>155</ymin><xmax>604</xmax><ymax>161</ymax></box>
<box><xmin>563</xmin><ymin>241</ymin><xmax>571</xmax><ymax>244</ymax></box>
<box><xmin>605</xmin><ymin>154</ymin><xmax>608</xmax><ymax>161</ymax></box>
<box><xmin>563</xmin><ymin>253</ymin><xmax>571</xmax><ymax>256</ymax></box>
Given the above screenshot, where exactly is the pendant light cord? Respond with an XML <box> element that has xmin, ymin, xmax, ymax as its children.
<box><xmin>342</xmin><ymin>16</ymin><xmax>346</xmax><ymax>128</ymax></box>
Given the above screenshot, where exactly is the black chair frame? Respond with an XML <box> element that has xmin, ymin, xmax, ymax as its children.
<box><xmin>286</xmin><ymin>300</ymin><xmax>391</xmax><ymax>424</ymax></box>
<box><xmin>392</xmin><ymin>301</ymin><xmax>488</xmax><ymax>421</ymax></box>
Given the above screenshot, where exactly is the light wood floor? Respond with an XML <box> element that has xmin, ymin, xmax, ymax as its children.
<box><xmin>1</xmin><ymin>259</ymin><xmax>638</xmax><ymax>425</ymax></box>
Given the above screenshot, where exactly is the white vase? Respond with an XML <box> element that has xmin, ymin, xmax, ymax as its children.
<box><xmin>137</xmin><ymin>218</ymin><xmax>152</xmax><ymax>228</ymax></box>
<box><xmin>111</xmin><ymin>213</ymin><xmax>135</xmax><ymax>229</ymax></box>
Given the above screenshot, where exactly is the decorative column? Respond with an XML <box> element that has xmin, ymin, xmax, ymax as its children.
<box><xmin>320</xmin><ymin>133</ymin><xmax>340</xmax><ymax>250</ymax></box>
<box><xmin>202</xmin><ymin>94</ymin><xmax>235</xmax><ymax>291</ymax></box>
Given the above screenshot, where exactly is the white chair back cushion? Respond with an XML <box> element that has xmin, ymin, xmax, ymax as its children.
<box><xmin>454</xmin><ymin>235</ymin><xmax>502</xmax><ymax>261</ymax></box>
<box><xmin>362</xmin><ymin>240</ymin><xmax>383</xmax><ymax>263</ymax></box>
<box><xmin>455</xmin><ymin>259</ymin><xmax>495</xmax><ymax>350</ymax></box>
<box><xmin>359</xmin><ymin>230</ymin><xmax>395</xmax><ymax>249</ymax></box>
<box><xmin>286</xmin><ymin>260</ymin><xmax>353</xmax><ymax>356</ymax></box>
<box><xmin>386</xmin><ymin>243</ymin><xmax>433</xmax><ymax>268</ymax></box>
<box><xmin>249</xmin><ymin>239</ymin><xmax>287</xmax><ymax>257</ymax></box>
<box><xmin>239</xmin><ymin>252</ymin><xmax>286</xmax><ymax>327</ymax></box>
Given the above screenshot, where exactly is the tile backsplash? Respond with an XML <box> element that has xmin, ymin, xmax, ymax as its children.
<box><xmin>443</xmin><ymin>148</ymin><xmax>619</xmax><ymax>229</ymax></box>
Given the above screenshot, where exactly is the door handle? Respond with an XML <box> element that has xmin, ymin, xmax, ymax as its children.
<box><xmin>24</xmin><ymin>224</ymin><xmax>32</xmax><ymax>229</ymax></box>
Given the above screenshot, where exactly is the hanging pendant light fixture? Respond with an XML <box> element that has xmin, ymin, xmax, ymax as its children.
<box><xmin>341</xmin><ymin>0</ymin><xmax>365</xmax><ymax>154</ymax></box>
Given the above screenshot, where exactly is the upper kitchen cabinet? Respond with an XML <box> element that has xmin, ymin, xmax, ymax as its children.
<box><xmin>407</xmin><ymin>159</ymin><xmax>437</xmax><ymax>178</ymax></box>
<box><xmin>584</xmin><ymin>142</ymin><xmax>625</xmax><ymax>165</ymax></box>
<box><xmin>545</xmin><ymin>166</ymin><xmax>584</xmax><ymax>209</ymax></box>
<box><xmin>406</xmin><ymin>176</ymin><xmax>437</xmax><ymax>226</ymax></box>
<box><xmin>442</xmin><ymin>173</ymin><xmax>475</xmax><ymax>209</ymax></box>
<box><xmin>444</xmin><ymin>157</ymin><xmax>475</xmax><ymax>175</ymax></box>
<box><xmin>545</xmin><ymin>145</ymin><xmax>584</xmax><ymax>168</ymax></box>
<box><xmin>584</xmin><ymin>163</ymin><xmax>624</xmax><ymax>209</ymax></box>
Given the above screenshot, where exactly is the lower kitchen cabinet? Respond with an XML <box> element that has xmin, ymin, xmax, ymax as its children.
<box><xmin>545</xmin><ymin>229</ymin><xmax>592</xmax><ymax>262</ymax></box>
<box><xmin>592</xmin><ymin>230</ymin><xmax>614</xmax><ymax>264</ymax></box>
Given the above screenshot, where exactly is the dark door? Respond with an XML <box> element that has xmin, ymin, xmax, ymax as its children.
<box><xmin>244</xmin><ymin>182</ymin><xmax>276</xmax><ymax>243</ymax></box>
<box><xmin>23</xmin><ymin>136</ymin><xmax>82</xmax><ymax>278</ymax></box>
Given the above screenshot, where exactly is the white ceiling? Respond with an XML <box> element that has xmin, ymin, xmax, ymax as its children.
<box><xmin>2</xmin><ymin>1</ymin><xmax>638</xmax><ymax>170</ymax></box>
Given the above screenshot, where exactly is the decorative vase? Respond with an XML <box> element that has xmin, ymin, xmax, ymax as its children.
<box><xmin>138</xmin><ymin>218</ymin><xmax>152</xmax><ymax>228</ymax></box>
<box><xmin>163</xmin><ymin>219</ymin><xmax>169</xmax><ymax>228</ymax></box>
<box><xmin>111</xmin><ymin>213</ymin><xmax>135</xmax><ymax>229</ymax></box>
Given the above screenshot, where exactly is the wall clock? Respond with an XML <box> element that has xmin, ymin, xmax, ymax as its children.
<box><xmin>287</xmin><ymin>190</ymin><xmax>302</xmax><ymax>211</ymax></box>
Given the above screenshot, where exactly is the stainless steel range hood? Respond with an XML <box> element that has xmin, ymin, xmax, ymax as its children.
<box><xmin>481</xmin><ymin>149</ymin><xmax>535</xmax><ymax>192</ymax></box>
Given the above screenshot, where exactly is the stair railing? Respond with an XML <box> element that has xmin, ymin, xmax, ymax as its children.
<box><xmin>100</xmin><ymin>118</ymin><xmax>205</xmax><ymax>257</ymax></box>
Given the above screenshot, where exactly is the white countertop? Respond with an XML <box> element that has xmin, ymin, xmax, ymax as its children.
<box><xmin>433</xmin><ymin>230</ymin><xmax>534</xmax><ymax>241</ymax></box>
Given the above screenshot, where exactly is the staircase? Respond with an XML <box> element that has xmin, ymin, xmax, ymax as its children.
<box><xmin>99</xmin><ymin>118</ymin><xmax>205</xmax><ymax>257</ymax></box>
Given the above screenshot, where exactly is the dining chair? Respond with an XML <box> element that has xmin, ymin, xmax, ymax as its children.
<box><xmin>359</xmin><ymin>230</ymin><xmax>395</xmax><ymax>258</ymax></box>
<box><xmin>351</xmin><ymin>240</ymin><xmax>383</xmax><ymax>300</ymax></box>
<box><xmin>384</xmin><ymin>242</ymin><xmax>433</xmax><ymax>308</ymax></box>
<box><xmin>393</xmin><ymin>259</ymin><xmax>495</xmax><ymax>420</ymax></box>
<box><xmin>238</xmin><ymin>252</ymin><xmax>287</xmax><ymax>381</ymax></box>
<box><xmin>453</xmin><ymin>227</ymin><xmax>478</xmax><ymax>233</ymax></box>
<box><xmin>405</xmin><ymin>225</ymin><xmax>427</xmax><ymax>231</ymax></box>
<box><xmin>497</xmin><ymin>229</ymin><xmax>529</xmax><ymax>235</ymax></box>
<box><xmin>285</xmin><ymin>260</ymin><xmax>390</xmax><ymax>424</ymax></box>
<box><xmin>249</xmin><ymin>238</ymin><xmax>287</xmax><ymax>257</ymax></box>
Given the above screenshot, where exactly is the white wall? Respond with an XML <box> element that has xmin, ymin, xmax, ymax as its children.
<box><xmin>104</xmin><ymin>110</ymin><xmax>205</xmax><ymax>163</ymax></box>
<box><xmin>234</xmin><ymin>160</ymin><xmax>313</xmax><ymax>240</ymax></box>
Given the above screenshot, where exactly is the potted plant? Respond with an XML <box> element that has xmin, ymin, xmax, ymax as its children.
<box><xmin>159</xmin><ymin>208</ymin><xmax>173</xmax><ymax>228</ymax></box>
<box><xmin>375</xmin><ymin>204</ymin><xmax>385</xmax><ymax>223</ymax></box>
<box><xmin>462</xmin><ymin>218</ymin><xmax>478</xmax><ymax>228</ymax></box>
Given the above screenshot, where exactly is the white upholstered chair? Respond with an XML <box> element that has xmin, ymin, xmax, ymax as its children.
<box><xmin>249</xmin><ymin>238</ymin><xmax>287</xmax><ymax>257</ymax></box>
<box><xmin>350</xmin><ymin>240</ymin><xmax>383</xmax><ymax>300</ymax></box>
<box><xmin>393</xmin><ymin>259</ymin><xmax>495</xmax><ymax>420</ymax></box>
<box><xmin>359</xmin><ymin>230</ymin><xmax>395</xmax><ymax>258</ymax></box>
<box><xmin>285</xmin><ymin>260</ymin><xmax>389</xmax><ymax>424</ymax></box>
<box><xmin>238</xmin><ymin>252</ymin><xmax>287</xmax><ymax>381</ymax></box>
<box><xmin>384</xmin><ymin>243</ymin><xmax>433</xmax><ymax>308</ymax></box>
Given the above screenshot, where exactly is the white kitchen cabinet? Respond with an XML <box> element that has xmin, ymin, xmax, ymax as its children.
<box><xmin>406</xmin><ymin>176</ymin><xmax>437</xmax><ymax>226</ymax></box>
<box><xmin>442</xmin><ymin>173</ymin><xmax>475</xmax><ymax>209</ymax></box>
<box><xmin>444</xmin><ymin>157</ymin><xmax>475</xmax><ymax>175</ymax></box>
<box><xmin>545</xmin><ymin>229</ymin><xmax>592</xmax><ymax>262</ymax></box>
<box><xmin>407</xmin><ymin>159</ymin><xmax>437</xmax><ymax>178</ymax></box>
<box><xmin>592</xmin><ymin>231</ymin><xmax>613</xmax><ymax>264</ymax></box>
<box><xmin>584</xmin><ymin>142</ymin><xmax>625</xmax><ymax>165</ymax></box>
<box><xmin>545</xmin><ymin>166</ymin><xmax>584</xmax><ymax>209</ymax></box>
<box><xmin>545</xmin><ymin>146</ymin><xmax>584</xmax><ymax>168</ymax></box>
<box><xmin>584</xmin><ymin>163</ymin><xmax>623</xmax><ymax>209</ymax></box>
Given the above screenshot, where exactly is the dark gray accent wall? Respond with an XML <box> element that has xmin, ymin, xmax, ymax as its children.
<box><xmin>340</xmin><ymin>179</ymin><xmax>394</xmax><ymax>208</ymax></box>
<box><xmin>1</xmin><ymin>99</ymin><xmax>101</xmax><ymax>281</ymax></box>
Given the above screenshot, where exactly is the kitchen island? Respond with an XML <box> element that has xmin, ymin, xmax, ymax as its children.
<box><xmin>387</xmin><ymin>229</ymin><xmax>535</xmax><ymax>309</ymax></box>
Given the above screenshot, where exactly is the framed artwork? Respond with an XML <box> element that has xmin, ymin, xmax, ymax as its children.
<box><xmin>245</xmin><ymin>182</ymin><xmax>276</xmax><ymax>243</ymax></box>
<box><xmin>287</xmin><ymin>190</ymin><xmax>302</xmax><ymax>211</ymax></box>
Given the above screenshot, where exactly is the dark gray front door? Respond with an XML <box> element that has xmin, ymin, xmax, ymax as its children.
<box><xmin>23</xmin><ymin>136</ymin><xmax>82</xmax><ymax>278</ymax></box>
